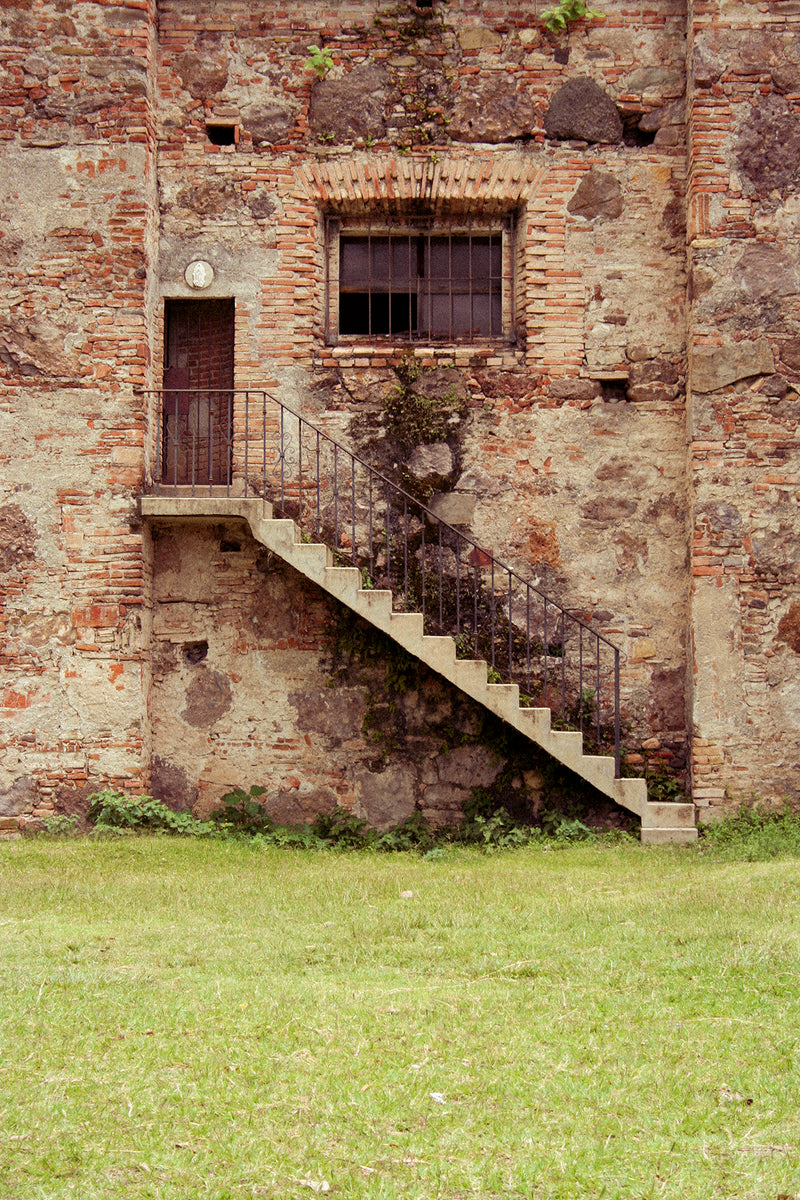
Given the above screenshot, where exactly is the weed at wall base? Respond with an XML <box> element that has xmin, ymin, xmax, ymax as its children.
<box><xmin>80</xmin><ymin>789</ymin><xmax>634</xmax><ymax>853</ymax></box>
<box><xmin>698</xmin><ymin>798</ymin><xmax>800</xmax><ymax>861</ymax></box>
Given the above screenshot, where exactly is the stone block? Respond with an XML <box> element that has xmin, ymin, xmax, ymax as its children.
<box><xmin>567</xmin><ymin>169</ymin><xmax>623</xmax><ymax>221</ymax></box>
<box><xmin>692</xmin><ymin>339</ymin><xmax>775</xmax><ymax>393</ymax></box>
<box><xmin>429</xmin><ymin>492</ymin><xmax>477</xmax><ymax>526</ymax></box>
<box><xmin>458</xmin><ymin>26</ymin><xmax>502</xmax><ymax>52</ymax></box>
<box><xmin>544</xmin><ymin>77</ymin><xmax>623</xmax><ymax>144</ymax></box>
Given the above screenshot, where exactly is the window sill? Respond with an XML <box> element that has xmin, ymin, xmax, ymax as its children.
<box><xmin>317</xmin><ymin>342</ymin><xmax>524</xmax><ymax>370</ymax></box>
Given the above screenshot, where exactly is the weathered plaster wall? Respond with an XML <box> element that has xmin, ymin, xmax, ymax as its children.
<box><xmin>149</xmin><ymin>0</ymin><xmax>692</xmax><ymax>806</ymax></box>
<box><xmin>0</xmin><ymin>0</ymin><xmax>158</xmax><ymax>826</ymax></box>
<box><xmin>687</xmin><ymin>0</ymin><xmax>800</xmax><ymax>810</ymax></box>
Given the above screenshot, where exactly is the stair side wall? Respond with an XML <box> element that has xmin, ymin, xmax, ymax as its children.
<box><xmin>147</xmin><ymin>517</ymin><xmax>632</xmax><ymax>830</ymax></box>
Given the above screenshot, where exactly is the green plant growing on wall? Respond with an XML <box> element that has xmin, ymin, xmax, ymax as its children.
<box><xmin>383</xmin><ymin>360</ymin><xmax>467</xmax><ymax>455</ymax></box>
<box><xmin>540</xmin><ymin>0</ymin><xmax>604</xmax><ymax>33</ymax></box>
<box><xmin>305</xmin><ymin>44</ymin><xmax>334</xmax><ymax>79</ymax></box>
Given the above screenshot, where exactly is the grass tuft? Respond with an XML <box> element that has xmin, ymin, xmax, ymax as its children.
<box><xmin>699</xmin><ymin>799</ymin><xmax>800</xmax><ymax>861</ymax></box>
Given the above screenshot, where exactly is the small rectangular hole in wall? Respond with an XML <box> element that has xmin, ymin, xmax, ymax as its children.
<box><xmin>206</xmin><ymin>123</ymin><xmax>236</xmax><ymax>146</ymax></box>
<box><xmin>183</xmin><ymin>640</ymin><xmax>208</xmax><ymax>666</ymax></box>
<box><xmin>594</xmin><ymin>376</ymin><xmax>629</xmax><ymax>403</ymax></box>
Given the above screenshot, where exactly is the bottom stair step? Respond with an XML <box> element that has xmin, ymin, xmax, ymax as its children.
<box><xmin>641</xmin><ymin>826</ymin><xmax>698</xmax><ymax>845</ymax></box>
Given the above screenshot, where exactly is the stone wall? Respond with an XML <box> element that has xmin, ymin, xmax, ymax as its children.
<box><xmin>687</xmin><ymin>0</ymin><xmax>800</xmax><ymax>811</ymax></box>
<box><xmin>0</xmin><ymin>0</ymin><xmax>157</xmax><ymax>827</ymax></box>
<box><xmin>1</xmin><ymin>0</ymin><xmax>798</xmax><ymax>831</ymax></box>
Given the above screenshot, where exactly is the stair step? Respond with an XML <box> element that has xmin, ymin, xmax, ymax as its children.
<box><xmin>260</xmin><ymin>518</ymin><xmax>298</xmax><ymax>552</ymax></box>
<box><xmin>323</xmin><ymin>565</ymin><xmax>362</xmax><ymax>594</ymax></box>
<box><xmin>641</xmin><ymin>826</ymin><xmax>698</xmax><ymax>845</ymax></box>
<box><xmin>580</xmin><ymin>754</ymin><xmax>617</xmax><ymax>785</ymax></box>
<box><xmin>611</xmin><ymin>776</ymin><xmax>648</xmax><ymax>817</ymax></box>
<box><xmin>484</xmin><ymin>682</ymin><xmax>520</xmax><ymax>719</ymax></box>
<box><xmin>420</xmin><ymin>635</ymin><xmax>457</xmax><ymax>670</ymax></box>
<box><xmin>292</xmin><ymin>541</ymin><xmax>332</xmax><ymax>568</ymax></box>
<box><xmin>515</xmin><ymin>706</ymin><xmax>552</xmax><ymax>735</ymax></box>
<box><xmin>355</xmin><ymin>589</ymin><xmax>394</xmax><ymax>627</ymax></box>
<box><xmin>549</xmin><ymin>730</ymin><xmax>584</xmax><ymax>752</ymax></box>
<box><xmin>546</xmin><ymin>729</ymin><xmax>586</xmax><ymax>774</ymax></box>
<box><xmin>641</xmin><ymin>802</ymin><xmax>696</xmax><ymax>830</ymax></box>
<box><xmin>451</xmin><ymin>658</ymin><xmax>489</xmax><ymax>689</ymax></box>
<box><xmin>389</xmin><ymin>612</ymin><xmax>425</xmax><ymax>643</ymax></box>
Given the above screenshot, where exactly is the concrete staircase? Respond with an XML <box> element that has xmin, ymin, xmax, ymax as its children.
<box><xmin>141</xmin><ymin>494</ymin><xmax>697</xmax><ymax>844</ymax></box>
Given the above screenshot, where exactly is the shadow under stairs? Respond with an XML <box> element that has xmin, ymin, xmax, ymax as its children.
<box><xmin>141</xmin><ymin>494</ymin><xmax>697</xmax><ymax>845</ymax></box>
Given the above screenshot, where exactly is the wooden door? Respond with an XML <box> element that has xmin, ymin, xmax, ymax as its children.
<box><xmin>162</xmin><ymin>299</ymin><xmax>234</xmax><ymax>486</ymax></box>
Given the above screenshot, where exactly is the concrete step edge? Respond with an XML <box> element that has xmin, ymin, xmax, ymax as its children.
<box><xmin>641</xmin><ymin>828</ymin><xmax>699</xmax><ymax>845</ymax></box>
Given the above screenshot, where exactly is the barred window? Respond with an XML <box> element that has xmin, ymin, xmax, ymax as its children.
<box><xmin>325</xmin><ymin>216</ymin><xmax>515</xmax><ymax>344</ymax></box>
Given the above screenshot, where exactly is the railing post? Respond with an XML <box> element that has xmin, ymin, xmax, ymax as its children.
<box><xmin>155</xmin><ymin>391</ymin><xmax>162</xmax><ymax>491</ymax></box>
<box><xmin>226</xmin><ymin>390</ymin><xmax>233</xmax><ymax>495</ymax></box>
<box><xmin>490</xmin><ymin>559</ymin><xmax>496</xmax><ymax>671</ymax></box>
<box><xmin>543</xmin><ymin>598</ymin><xmax>548</xmax><ymax>707</ymax></box>
<box><xmin>350</xmin><ymin>453</ymin><xmax>356</xmax><ymax>566</ymax></box>
<box><xmin>614</xmin><ymin>648</ymin><xmax>620</xmax><ymax>777</ymax></box>
<box><xmin>368</xmin><ymin>475</ymin><xmax>374</xmax><ymax>578</ymax></box>
<box><xmin>333</xmin><ymin>445</ymin><xmax>339</xmax><ymax>548</ymax></box>
<box><xmin>279</xmin><ymin>404</ymin><xmax>285</xmax><ymax>510</ymax></box>
<box><xmin>455</xmin><ymin>534</ymin><xmax>461</xmax><ymax>640</ymax></box>
<box><xmin>207</xmin><ymin>390</ymin><xmax>214</xmax><ymax>494</ymax></box>
<box><xmin>385</xmin><ymin>482</ymin><xmax>392</xmax><ymax>594</ymax></box>
<box><xmin>403</xmin><ymin>495</ymin><xmax>409</xmax><ymax>606</ymax></box>
<box><xmin>298</xmin><ymin>416</ymin><xmax>303</xmax><ymax>526</ymax></box>
<box><xmin>244</xmin><ymin>391</ymin><xmax>250</xmax><ymax>497</ymax></box>
<box><xmin>172</xmin><ymin>391</ymin><xmax>179</xmax><ymax>495</ymax></box>
<box><xmin>473</xmin><ymin>556</ymin><xmax>478</xmax><ymax>656</ymax></box>
<box><xmin>421</xmin><ymin>520</ymin><xmax>426</xmax><ymax>624</ymax></box>
<box><xmin>579</xmin><ymin>626</ymin><xmax>584</xmax><ymax>736</ymax></box>
<box><xmin>507</xmin><ymin>569</ymin><xmax>513</xmax><ymax>681</ymax></box>
<box><xmin>525</xmin><ymin>582</ymin><xmax>531</xmax><ymax>697</ymax></box>
<box><xmin>438</xmin><ymin>524</ymin><xmax>443</xmax><ymax>631</ymax></box>
<box><xmin>560</xmin><ymin>610</ymin><xmax>566</xmax><ymax>722</ymax></box>
<box><xmin>316</xmin><ymin>430</ymin><xmax>321</xmax><ymax>537</ymax></box>
<box><xmin>261</xmin><ymin>393</ymin><xmax>267</xmax><ymax>507</ymax></box>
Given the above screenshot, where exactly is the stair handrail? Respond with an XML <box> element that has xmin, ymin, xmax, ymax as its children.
<box><xmin>144</xmin><ymin>387</ymin><xmax>624</xmax><ymax>774</ymax></box>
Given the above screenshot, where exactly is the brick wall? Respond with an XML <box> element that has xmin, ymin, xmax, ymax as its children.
<box><xmin>2</xmin><ymin>0</ymin><xmax>798</xmax><ymax>829</ymax></box>
<box><xmin>0</xmin><ymin>0</ymin><xmax>158</xmax><ymax>826</ymax></box>
<box><xmin>686</xmin><ymin>0</ymin><xmax>800</xmax><ymax>811</ymax></box>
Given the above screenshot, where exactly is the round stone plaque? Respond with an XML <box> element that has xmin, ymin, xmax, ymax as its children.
<box><xmin>184</xmin><ymin>259</ymin><xmax>214</xmax><ymax>289</ymax></box>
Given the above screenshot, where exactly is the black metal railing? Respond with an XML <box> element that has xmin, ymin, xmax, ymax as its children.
<box><xmin>146</xmin><ymin>388</ymin><xmax>624</xmax><ymax>773</ymax></box>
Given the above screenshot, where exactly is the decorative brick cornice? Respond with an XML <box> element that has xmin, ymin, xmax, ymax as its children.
<box><xmin>298</xmin><ymin>153</ymin><xmax>548</xmax><ymax>216</ymax></box>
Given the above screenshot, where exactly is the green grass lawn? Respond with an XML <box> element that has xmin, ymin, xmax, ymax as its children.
<box><xmin>1</xmin><ymin>838</ymin><xmax>799</xmax><ymax>1199</ymax></box>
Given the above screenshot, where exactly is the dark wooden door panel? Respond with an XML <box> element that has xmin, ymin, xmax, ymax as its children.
<box><xmin>163</xmin><ymin>299</ymin><xmax>234</xmax><ymax>485</ymax></box>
